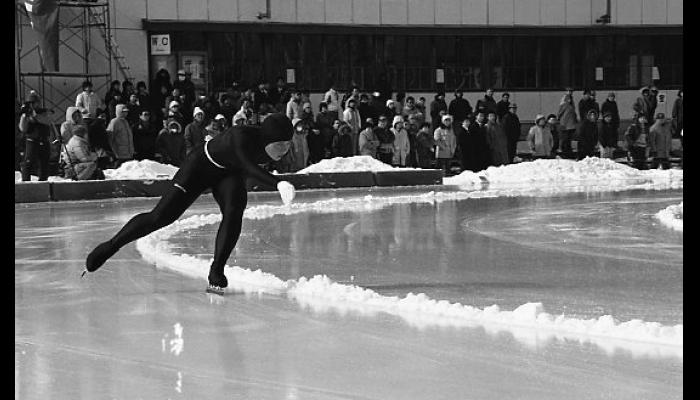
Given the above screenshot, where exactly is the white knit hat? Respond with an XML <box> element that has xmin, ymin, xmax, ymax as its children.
<box><xmin>193</xmin><ymin>106</ymin><xmax>204</xmax><ymax>117</ymax></box>
<box><xmin>392</xmin><ymin>115</ymin><xmax>404</xmax><ymax>127</ymax></box>
<box><xmin>168</xmin><ymin>100</ymin><xmax>179</xmax><ymax>109</ymax></box>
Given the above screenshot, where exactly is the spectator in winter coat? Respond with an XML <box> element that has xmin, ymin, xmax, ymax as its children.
<box><xmin>323</xmin><ymin>82</ymin><xmax>341</xmax><ymax>119</ymax></box>
<box><xmin>599</xmin><ymin>112</ymin><xmax>618</xmax><ymax>159</ymax></box>
<box><xmin>359</xmin><ymin>118</ymin><xmax>379</xmax><ymax>158</ymax></box>
<box><xmin>75</xmin><ymin>80</ymin><xmax>102</xmax><ymax>119</ymax></box>
<box><xmin>204</xmin><ymin>118</ymin><xmax>223</xmax><ymax>142</ymax></box>
<box><xmin>341</xmin><ymin>86</ymin><xmax>361</xmax><ymax>111</ymax></box>
<box><xmin>307</xmin><ymin>124</ymin><xmax>325</xmax><ymax>164</ymax></box>
<box><xmin>402</xmin><ymin>96</ymin><xmax>425</xmax><ymax>126</ymax></box>
<box><xmin>527</xmin><ymin>114</ymin><xmax>554</xmax><ymax>159</ymax></box>
<box><xmin>433</xmin><ymin>114</ymin><xmax>456</xmax><ymax>173</ymax></box>
<box><xmin>448</xmin><ymin>90</ymin><xmax>472</xmax><ymax>124</ymax></box>
<box><xmin>18</xmin><ymin>91</ymin><xmax>52</xmax><ymax>181</ymax></box>
<box><xmin>65</xmin><ymin>125</ymin><xmax>103</xmax><ymax>180</ymax></box>
<box><xmin>578</xmin><ymin>89</ymin><xmax>599</xmax><ymax>123</ymax></box>
<box><xmin>459</xmin><ymin>111</ymin><xmax>490</xmax><ymax>172</ymax></box>
<box><xmin>106</xmin><ymin>104</ymin><xmax>135</xmax><ymax>166</ymax></box>
<box><xmin>475</xmin><ymin>88</ymin><xmax>497</xmax><ymax>117</ymax></box>
<box><xmin>429</xmin><ymin>93</ymin><xmax>448</xmax><ymax>132</ymax></box>
<box><xmin>61</xmin><ymin>106</ymin><xmax>83</xmax><ymax>144</ymax></box>
<box><xmin>358</xmin><ymin>93</ymin><xmax>376</xmax><ymax>123</ymax></box>
<box><xmin>576</xmin><ymin>109</ymin><xmax>600</xmax><ymax>159</ymax></box>
<box><xmin>286</xmin><ymin>90</ymin><xmax>303</xmax><ymax>121</ymax></box>
<box><xmin>173</xmin><ymin>70</ymin><xmax>196</xmax><ymax>109</ymax></box>
<box><xmin>122</xmin><ymin>80</ymin><xmax>135</xmax><ymax>100</ymax></box>
<box><xmin>648</xmin><ymin>113</ymin><xmax>673</xmax><ymax>169</ymax></box>
<box><xmin>600</xmin><ymin>92</ymin><xmax>620</xmax><ymax>134</ymax></box>
<box><xmin>156</xmin><ymin>120</ymin><xmax>186</xmax><ymax>167</ymax></box>
<box><xmin>332</xmin><ymin>121</ymin><xmax>354</xmax><ymax>157</ymax></box>
<box><xmin>625</xmin><ymin>114</ymin><xmax>650</xmax><ymax>170</ymax></box>
<box><xmin>672</xmin><ymin>89</ymin><xmax>683</xmax><ymax>138</ymax></box>
<box><xmin>416</xmin><ymin>97</ymin><xmax>427</xmax><ymax>116</ymax></box>
<box><xmin>343</xmin><ymin>98</ymin><xmax>362</xmax><ymax>155</ymax></box>
<box><xmin>220</xmin><ymin>95</ymin><xmax>237</xmax><ymax>124</ymax></box>
<box><xmin>633</xmin><ymin>87</ymin><xmax>654</xmax><ymax>123</ymax></box>
<box><xmin>383</xmin><ymin>99</ymin><xmax>397</xmax><ymax>120</ymax></box>
<box><xmin>557</xmin><ymin>94</ymin><xmax>578</xmax><ymax>158</ymax></box>
<box><xmin>233</xmin><ymin>99</ymin><xmax>253</xmax><ymax>126</ymax></box>
<box><xmin>405</xmin><ymin>116</ymin><xmax>420</xmax><ymax>167</ymax></box>
<box><xmin>391</xmin><ymin>116</ymin><xmax>410</xmax><ymax>167</ymax></box>
<box><xmin>301</xmin><ymin>102</ymin><xmax>315</xmax><ymax>127</ymax></box>
<box><xmin>132</xmin><ymin>110</ymin><xmax>158</xmax><ymax>161</ymax></box>
<box><xmin>495</xmin><ymin>92</ymin><xmax>511</xmax><ymax>122</ymax></box>
<box><xmin>485</xmin><ymin>112</ymin><xmax>510</xmax><ymax>166</ymax></box>
<box><xmin>315</xmin><ymin>102</ymin><xmax>336</xmax><ymax>158</ymax></box>
<box><xmin>184</xmin><ymin>107</ymin><xmax>207</xmax><ymax>155</ymax></box>
<box><xmin>374</xmin><ymin>115</ymin><xmax>395</xmax><ymax>165</ymax></box>
<box><xmin>502</xmin><ymin>103</ymin><xmax>521</xmax><ymax>163</ymax></box>
<box><xmin>290</xmin><ymin>119</ymin><xmax>310</xmax><ymax>172</ymax></box>
<box><xmin>87</xmin><ymin>109</ymin><xmax>113</xmax><ymax>169</ymax></box>
<box><xmin>104</xmin><ymin>80</ymin><xmax>122</xmax><ymax>113</ymax></box>
<box><xmin>107</xmin><ymin>92</ymin><xmax>125</xmax><ymax>121</ymax></box>
<box><xmin>546</xmin><ymin>114</ymin><xmax>560</xmax><ymax>158</ymax></box>
<box><xmin>649</xmin><ymin>86</ymin><xmax>659</xmax><ymax>119</ymax></box>
<box><xmin>125</xmin><ymin>94</ymin><xmax>142</xmax><ymax>128</ymax></box>
<box><xmin>136</xmin><ymin>81</ymin><xmax>149</xmax><ymax>111</ymax></box>
<box><xmin>415</xmin><ymin>122</ymin><xmax>436</xmax><ymax>168</ymax></box>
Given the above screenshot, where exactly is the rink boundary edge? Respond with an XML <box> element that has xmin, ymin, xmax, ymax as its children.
<box><xmin>14</xmin><ymin>170</ymin><xmax>444</xmax><ymax>203</ymax></box>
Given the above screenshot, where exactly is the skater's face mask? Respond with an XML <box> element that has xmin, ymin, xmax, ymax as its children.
<box><xmin>265</xmin><ymin>141</ymin><xmax>291</xmax><ymax>161</ymax></box>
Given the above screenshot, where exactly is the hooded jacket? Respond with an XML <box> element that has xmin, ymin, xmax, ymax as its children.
<box><xmin>156</xmin><ymin>120</ymin><xmax>186</xmax><ymax>166</ymax></box>
<box><xmin>527</xmin><ymin>115</ymin><xmax>554</xmax><ymax>157</ymax></box>
<box><xmin>206</xmin><ymin>113</ymin><xmax>293</xmax><ymax>188</ymax></box>
<box><xmin>391</xmin><ymin>116</ymin><xmax>410</xmax><ymax>166</ymax></box>
<box><xmin>433</xmin><ymin>115</ymin><xmax>456</xmax><ymax>159</ymax></box>
<box><xmin>633</xmin><ymin>87</ymin><xmax>654</xmax><ymax>122</ymax></box>
<box><xmin>107</xmin><ymin>104</ymin><xmax>135</xmax><ymax>159</ymax></box>
<box><xmin>625</xmin><ymin>120</ymin><xmax>649</xmax><ymax>149</ymax></box>
<box><xmin>60</xmin><ymin>106</ymin><xmax>83</xmax><ymax>143</ymax></box>
<box><xmin>184</xmin><ymin>108</ymin><xmax>208</xmax><ymax>155</ymax></box>
<box><xmin>648</xmin><ymin>118</ymin><xmax>673</xmax><ymax>158</ymax></box>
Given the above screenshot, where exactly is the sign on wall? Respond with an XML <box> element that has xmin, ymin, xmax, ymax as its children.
<box><xmin>286</xmin><ymin>68</ymin><xmax>295</xmax><ymax>84</ymax></box>
<box><xmin>150</xmin><ymin>34</ymin><xmax>171</xmax><ymax>55</ymax></box>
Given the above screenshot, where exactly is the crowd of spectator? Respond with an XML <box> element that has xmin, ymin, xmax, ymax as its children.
<box><xmin>16</xmin><ymin>69</ymin><xmax>683</xmax><ymax>181</ymax></box>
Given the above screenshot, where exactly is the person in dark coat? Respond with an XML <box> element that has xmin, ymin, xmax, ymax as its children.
<box><xmin>104</xmin><ymin>80</ymin><xmax>122</xmax><ymax>112</ymax></box>
<box><xmin>374</xmin><ymin>115</ymin><xmax>395</xmax><ymax>165</ymax></box>
<box><xmin>184</xmin><ymin>107</ymin><xmax>208</xmax><ymax>156</ymax></box>
<box><xmin>429</xmin><ymin>92</ymin><xmax>448</xmax><ymax>132</ymax></box>
<box><xmin>18</xmin><ymin>91</ymin><xmax>52</xmax><ymax>181</ymax></box>
<box><xmin>315</xmin><ymin>102</ymin><xmax>337</xmax><ymax>158</ymax></box>
<box><xmin>501</xmin><ymin>103</ymin><xmax>521</xmax><ymax>163</ymax></box>
<box><xmin>576</xmin><ymin>109</ymin><xmax>600</xmax><ymax>159</ymax></box>
<box><xmin>448</xmin><ymin>90</ymin><xmax>472</xmax><ymax>125</ymax></box>
<box><xmin>475</xmin><ymin>88</ymin><xmax>497</xmax><ymax>117</ymax></box>
<box><xmin>132</xmin><ymin>109</ymin><xmax>158</xmax><ymax>161</ymax></box>
<box><xmin>173</xmin><ymin>70</ymin><xmax>196</xmax><ymax>109</ymax></box>
<box><xmin>600</xmin><ymin>92</ymin><xmax>620</xmax><ymax>134</ymax></box>
<box><xmin>672</xmin><ymin>89</ymin><xmax>683</xmax><ymax>139</ymax></box>
<box><xmin>578</xmin><ymin>89</ymin><xmax>600</xmax><ymax>123</ymax></box>
<box><xmin>485</xmin><ymin>112</ymin><xmax>510</xmax><ymax>166</ymax></box>
<box><xmin>85</xmin><ymin>114</ymin><xmax>296</xmax><ymax>294</ymax></box>
<box><xmin>495</xmin><ymin>92</ymin><xmax>511</xmax><ymax>122</ymax></box>
<box><xmin>358</xmin><ymin>93</ymin><xmax>375</xmax><ymax>123</ymax></box>
<box><xmin>599</xmin><ymin>112</ymin><xmax>618</xmax><ymax>159</ymax></box>
<box><xmin>415</xmin><ymin>122</ymin><xmax>436</xmax><ymax>168</ymax></box>
<box><xmin>546</xmin><ymin>114</ymin><xmax>561</xmax><ymax>158</ymax></box>
<box><xmin>648</xmin><ymin>113</ymin><xmax>673</xmax><ymax>169</ymax></box>
<box><xmin>332</xmin><ymin>121</ymin><xmax>354</xmax><ymax>157</ymax></box>
<box><xmin>625</xmin><ymin>114</ymin><xmax>649</xmax><ymax>170</ymax></box>
<box><xmin>458</xmin><ymin>111</ymin><xmax>490</xmax><ymax>172</ymax></box>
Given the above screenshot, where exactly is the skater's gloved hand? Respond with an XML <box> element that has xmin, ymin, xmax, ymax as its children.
<box><xmin>277</xmin><ymin>180</ymin><xmax>295</xmax><ymax>205</ymax></box>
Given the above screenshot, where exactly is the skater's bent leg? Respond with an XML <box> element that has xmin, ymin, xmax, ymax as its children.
<box><xmin>111</xmin><ymin>186</ymin><xmax>201</xmax><ymax>248</ymax></box>
<box><xmin>86</xmin><ymin>185</ymin><xmax>200</xmax><ymax>272</ymax></box>
<box><xmin>208</xmin><ymin>175</ymin><xmax>248</xmax><ymax>286</ymax></box>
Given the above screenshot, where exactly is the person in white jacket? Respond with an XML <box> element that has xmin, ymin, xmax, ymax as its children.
<box><xmin>342</xmin><ymin>98</ymin><xmax>362</xmax><ymax>155</ymax></box>
<box><xmin>65</xmin><ymin>125</ymin><xmax>103</xmax><ymax>180</ymax></box>
<box><xmin>75</xmin><ymin>80</ymin><xmax>102</xmax><ymax>119</ymax></box>
<box><xmin>527</xmin><ymin>114</ymin><xmax>554</xmax><ymax>158</ymax></box>
<box><xmin>391</xmin><ymin>115</ymin><xmax>410</xmax><ymax>167</ymax></box>
<box><xmin>433</xmin><ymin>114</ymin><xmax>456</xmax><ymax>173</ymax></box>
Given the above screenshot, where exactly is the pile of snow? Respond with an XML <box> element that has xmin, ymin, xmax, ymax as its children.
<box><xmin>298</xmin><ymin>156</ymin><xmax>412</xmax><ymax>173</ymax></box>
<box><xmin>137</xmin><ymin>201</ymin><xmax>683</xmax><ymax>359</ymax></box>
<box><xmin>444</xmin><ymin>157</ymin><xmax>683</xmax><ymax>189</ymax></box>
<box><xmin>656</xmin><ymin>202</ymin><xmax>683</xmax><ymax>232</ymax></box>
<box><xmin>103</xmin><ymin>160</ymin><xmax>179</xmax><ymax>180</ymax></box>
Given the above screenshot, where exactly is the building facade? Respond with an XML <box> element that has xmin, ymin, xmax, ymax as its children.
<box><xmin>17</xmin><ymin>0</ymin><xmax>683</xmax><ymax>122</ymax></box>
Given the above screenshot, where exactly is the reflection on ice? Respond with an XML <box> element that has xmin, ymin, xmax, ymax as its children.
<box><xmin>136</xmin><ymin>203</ymin><xmax>683</xmax><ymax>360</ymax></box>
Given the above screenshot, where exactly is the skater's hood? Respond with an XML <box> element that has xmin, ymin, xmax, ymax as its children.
<box><xmin>65</xmin><ymin>106</ymin><xmax>81</xmax><ymax>122</ymax></box>
<box><xmin>260</xmin><ymin>113</ymin><xmax>293</xmax><ymax>144</ymax></box>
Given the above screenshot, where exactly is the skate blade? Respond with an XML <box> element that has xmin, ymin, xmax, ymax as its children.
<box><xmin>206</xmin><ymin>285</ymin><xmax>225</xmax><ymax>296</ymax></box>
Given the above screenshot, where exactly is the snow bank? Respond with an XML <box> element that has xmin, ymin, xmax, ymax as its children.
<box><xmin>298</xmin><ymin>156</ymin><xmax>415</xmax><ymax>173</ymax></box>
<box><xmin>656</xmin><ymin>202</ymin><xmax>683</xmax><ymax>232</ymax></box>
<box><xmin>103</xmin><ymin>160</ymin><xmax>179</xmax><ymax>180</ymax></box>
<box><xmin>14</xmin><ymin>171</ymin><xmax>68</xmax><ymax>182</ymax></box>
<box><xmin>136</xmin><ymin>202</ymin><xmax>683</xmax><ymax>359</ymax></box>
<box><xmin>444</xmin><ymin>158</ymin><xmax>683</xmax><ymax>190</ymax></box>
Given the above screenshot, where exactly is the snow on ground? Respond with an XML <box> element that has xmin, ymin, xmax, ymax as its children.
<box><xmin>656</xmin><ymin>202</ymin><xmax>683</xmax><ymax>232</ymax></box>
<box><xmin>137</xmin><ymin>191</ymin><xmax>683</xmax><ymax>359</ymax></box>
<box><xmin>298</xmin><ymin>156</ymin><xmax>414</xmax><ymax>173</ymax></box>
<box><xmin>444</xmin><ymin>157</ymin><xmax>683</xmax><ymax>189</ymax></box>
<box><xmin>102</xmin><ymin>160</ymin><xmax>179</xmax><ymax>180</ymax></box>
<box><xmin>14</xmin><ymin>171</ymin><xmax>69</xmax><ymax>182</ymax></box>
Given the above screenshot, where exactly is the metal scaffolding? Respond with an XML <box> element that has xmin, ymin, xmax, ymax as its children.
<box><xmin>15</xmin><ymin>1</ymin><xmax>118</xmax><ymax>123</ymax></box>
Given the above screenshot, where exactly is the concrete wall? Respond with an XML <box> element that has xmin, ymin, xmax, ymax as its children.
<box><xmin>136</xmin><ymin>0</ymin><xmax>681</xmax><ymax>26</ymax></box>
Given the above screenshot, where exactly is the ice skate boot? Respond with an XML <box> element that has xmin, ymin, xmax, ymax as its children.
<box><xmin>82</xmin><ymin>240</ymin><xmax>118</xmax><ymax>277</ymax></box>
<box><xmin>206</xmin><ymin>271</ymin><xmax>228</xmax><ymax>296</ymax></box>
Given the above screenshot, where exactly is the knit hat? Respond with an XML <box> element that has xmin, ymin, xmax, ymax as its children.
<box><xmin>169</xmin><ymin>100</ymin><xmax>180</xmax><ymax>109</ymax></box>
<box><xmin>535</xmin><ymin>114</ymin><xmax>546</xmax><ymax>124</ymax></box>
<box><xmin>167</xmin><ymin>120</ymin><xmax>182</xmax><ymax>131</ymax></box>
<box><xmin>392</xmin><ymin>115</ymin><xmax>404</xmax><ymax>127</ymax></box>
<box><xmin>260</xmin><ymin>113</ymin><xmax>293</xmax><ymax>144</ymax></box>
<box><xmin>441</xmin><ymin>114</ymin><xmax>453</xmax><ymax>123</ymax></box>
<box><xmin>27</xmin><ymin>90</ymin><xmax>40</xmax><ymax>103</ymax></box>
<box><xmin>386</xmin><ymin>99</ymin><xmax>394</xmax><ymax>107</ymax></box>
<box><xmin>292</xmin><ymin>118</ymin><xmax>303</xmax><ymax>128</ymax></box>
<box><xmin>214</xmin><ymin>114</ymin><xmax>225</xmax><ymax>121</ymax></box>
<box><xmin>193</xmin><ymin>107</ymin><xmax>204</xmax><ymax>117</ymax></box>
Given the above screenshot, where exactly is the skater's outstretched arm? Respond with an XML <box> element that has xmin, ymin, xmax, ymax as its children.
<box><xmin>231</xmin><ymin>131</ymin><xmax>279</xmax><ymax>189</ymax></box>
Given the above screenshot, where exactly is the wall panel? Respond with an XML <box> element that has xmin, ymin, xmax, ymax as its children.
<box><xmin>325</xmin><ymin>0</ymin><xmax>352</xmax><ymax>23</ymax></box>
<box><xmin>298</xmin><ymin>0</ymin><xmax>326</xmax><ymax>23</ymax></box>
<box><xmin>616</xmin><ymin>0</ymin><xmax>643</xmax><ymax>25</ymax></box>
<box><xmin>489</xmin><ymin>0</ymin><xmax>514</xmax><ymax>25</ymax></box>
<box><xmin>354</xmin><ymin>0</ymin><xmax>381</xmax><ymax>24</ymax></box>
<box><xmin>435</xmin><ymin>0</ymin><xmax>461</xmax><ymax>25</ymax></box>
<box><xmin>408</xmin><ymin>0</ymin><xmax>434</xmax><ymax>25</ymax></box>
<box><xmin>146</xmin><ymin>0</ymin><xmax>177</xmax><ymax>20</ymax></box>
<box><xmin>540</xmin><ymin>0</ymin><xmax>565</xmax><ymax>25</ymax></box>
<box><xmin>565</xmin><ymin>0</ymin><xmax>592</xmax><ymax>25</ymax></box>
<box><xmin>381</xmin><ymin>0</ymin><xmax>408</xmax><ymax>25</ymax></box>
<box><xmin>462</xmin><ymin>0</ymin><xmax>487</xmax><ymax>25</ymax></box>
<box><xmin>514</xmin><ymin>0</ymin><xmax>540</xmax><ymax>25</ymax></box>
<box><xmin>642</xmin><ymin>0</ymin><xmax>667</xmax><ymax>24</ymax></box>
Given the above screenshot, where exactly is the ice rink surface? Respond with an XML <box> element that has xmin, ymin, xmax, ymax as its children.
<box><xmin>16</xmin><ymin>187</ymin><xmax>682</xmax><ymax>399</ymax></box>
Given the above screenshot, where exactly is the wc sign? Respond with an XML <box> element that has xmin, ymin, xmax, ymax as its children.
<box><xmin>150</xmin><ymin>34</ymin><xmax>171</xmax><ymax>55</ymax></box>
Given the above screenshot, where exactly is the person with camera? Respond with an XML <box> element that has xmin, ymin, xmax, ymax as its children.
<box><xmin>18</xmin><ymin>91</ymin><xmax>54</xmax><ymax>181</ymax></box>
